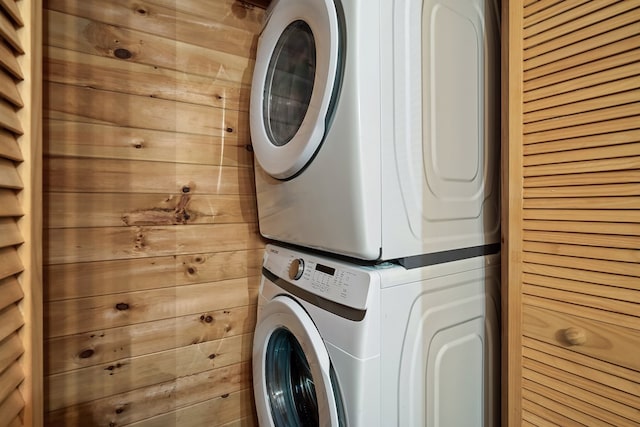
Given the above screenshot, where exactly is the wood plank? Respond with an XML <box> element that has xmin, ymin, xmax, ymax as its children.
<box><xmin>523</xmin><ymin>281</ymin><xmax>639</xmax><ymax>317</ymax></box>
<box><xmin>46</xmin><ymin>333</ymin><xmax>252</xmax><ymax>410</ymax></box>
<box><xmin>46</xmin><ymin>305</ymin><xmax>256</xmax><ymax>374</ymax></box>
<box><xmin>524</xmin><ymin>229</ymin><xmax>640</xmax><ymax>249</ymax></box>
<box><xmin>218</xmin><ymin>417</ymin><xmax>258</xmax><ymax>427</ymax></box>
<box><xmin>524</xmin><ymin>240</ymin><xmax>640</xmax><ymax>264</ymax></box>
<box><xmin>524</xmin><ymin>141</ymin><xmax>640</xmax><ymax>165</ymax></box>
<box><xmin>0</xmin><ymin>41</ymin><xmax>21</xmax><ymax>80</ymax></box>
<box><xmin>7</xmin><ymin>415</ymin><xmax>22</xmax><ymax>427</ymax></box>
<box><xmin>0</xmin><ymin>389</ymin><xmax>24</xmax><ymax>426</ymax></box>
<box><xmin>522</xmin><ymin>390</ymin><xmax>602</xmax><ymax>426</ymax></box>
<box><xmin>524</xmin><ymin>357</ymin><xmax>640</xmax><ymax>412</ymax></box>
<box><xmin>44</xmin><ymin>48</ymin><xmax>252</xmax><ymax>112</ymax></box>
<box><xmin>46</xmin><ymin>192</ymin><xmax>257</xmax><ymax>229</ymax></box>
<box><xmin>0</xmin><ymin>276</ymin><xmax>22</xmax><ymax>311</ymax></box>
<box><xmin>0</xmin><ymin>99</ymin><xmax>21</xmax><ymax>135</ymax></box>
<box><xmin>45</xmin><ymin>120</ymin><xmax>253</xmax><ymax>166</ymax></box>
<box><xmin>46</xmin><ymin>82</ymin><xmax>250</xmax><ymax>140</ymax></box>
<box><xmin>523</xmin><ymin>220</ymin><xmax>640</xmax><ymax>236</ymax></box>
<box><xmin>525</xmin><ymin>156</ymin><xmax>640</xmax><ymax>177</ymax></box>
<box><xmin>45</xmin><ymin>276</ymin><xmax>259</xmax><ymax>337</ymax></box>
<box><xmin>0</xmin><ymin>0</ymin><xmax>23</xmax><ymax>27</ymax></box>
<box><xmin>45</xmin><ymin>223</ymin><xmax>264</xmax><ymax>265</ymax></box>
<box><xmin>524</xmin><ymin>1</ymin><xmax>640</xmax><ymax>52</ymax></box>
<box><xmin>524</xmin><ymin>0</ymin><xmax>594</xmax><ymax>32</ymax></box>
<box><xmin>525</xmin><ymin>173</ymin><xmax>640</xmax><ymax>189</ymax></box>
<box><xmin>0</xmin><ymin>68</ymin><xmax>22</xmax><ymax>108</ymax></box>
<box><xmin>45</xmin><ymin>0</ymin><xmax>259</xmax><ymax>59</ymax></box>
<box><xmin>523</xmin><ymin>0</ymin><xmax>564</xmax><ymax>19</ymax></box>
<box><xmin>0</xmin><ymin>128</ymin><xmax>21</xmax><ymax>161</ymax></box>
<box><xmin>523</xmin><ymin>340</ymin><xmax>640</xmax><ymax>397</ymax></box>
<box><xmin>45</xmin><ymin>249</ymin><xmax>263</xmax><ymax>301</ymax></box>
<box><xmin>524</xmin><ymin>209</ymin><xmax>640</xmax><ymax>223</ymax></box>
<box><xmin>524</xmin><ymin>8</ymin><xmax>640</xmax><ymax>64</ymax></box>
<box><xmin>0</xmin><ymin>333</ymin><xmax>23</xmax><ymax>376</ymax></box>
<box><xmin>524</xmin><ymin>116</ymin><xmax>640</xmax><ymax>144</ymax></box>
<box><xmin>524</xmin><ymin>103</ymin><xmax>640</xmax><ymax>134</ymax></box>
<box><xmin>523</xmin><ymin>252</ymin><xmax>640</xmax><ymax>285</ymax></box>
<box><xmin>523</xmin><ymin>196</ymin><xmax>640</xmax><ymax>210</ymax></box>
<box><xmin>46</xmin><ymin>361</ymin><xmax>252</xmax><ymax>426</ymax></box>
<box><xmin>0</xmin><ymin>246</ymin><xmax>22</xmax><ymax>281</ymax></box>
<box><xmin>524</xmin><ymin>59</ymin><xmax>640</xmax><ymax>104</ymax></box>
<box><xmin>0</xmin><ymin>217</ymin><xmax>21</xmax><ymax>248</ymax></box>
<box><xmin>0</xmin><ymin>304</ymin><xmax>23</xmax><ymax>343</ymax></box>
<box><xmin>45</xmin><ymin>10</ymin><xmax>255</xmax><ymax>85</ymax></box>
<box><xmin>126</xmin><ymin>388</ymin><xmax>255</xmax><ymax>427</ymax></box>
<box><xmin>0</xmin><ymin>189</ymin><xmax>20</xmax><ymax>216</ymax></box>
<box><xmin>522</xmin><ymin>408</ymin><xmax>570</xmax><ymax>427</ymax></box>
<box><xmin>523</xmin><ymin>379</ymin><xmax>623</xmax><ymax>426</ymax></box>
<box><xmin>0</xmin><ymin>10</ymin><xmax>23</xmax><ymax>54</ymax></box>
<box><xmin>0</xmin><ymin>157</ymin><xmax>20</xmax><ymax>189</ymax></box>
<box><xmin>45</xmin><ymin>157</ymin><xmax>254</xmax><ymax>195</ymax></box>
<box><xmin>523</xmin><ymin>262</ymin><xmax>640</xmax><ymax>291</ymax></box>
<box><xmin>0</xmin><ymin>361</ymin><xmax>23</xmax><ymax>406</ymax></box>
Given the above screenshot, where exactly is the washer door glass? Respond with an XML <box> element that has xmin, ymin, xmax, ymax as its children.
<box><xmin>266</xmin><ymin>327</ymin><xmax>319</xmax><ymax>426</ymax></box>
<box><xmin>264</xmin><ymin>20</ymin><xmax>316</xmax><ymax>147</ymax></box>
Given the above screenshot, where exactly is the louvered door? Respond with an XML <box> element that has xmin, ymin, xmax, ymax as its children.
<box><xmin>0</xmin><ymin>0</ymin><xmax>42</xmax><ymax>426</ymax></box>
<box><xmin>503</xmin><ymin>0</ymin><xmax>640</xmax><ymax>425</ymax></box>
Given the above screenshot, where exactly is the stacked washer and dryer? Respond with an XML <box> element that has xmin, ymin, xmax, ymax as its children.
<box><xmin>249</xmin><ymin>0</ymin><xmax>500</xmax><ymax>425</ymax></box>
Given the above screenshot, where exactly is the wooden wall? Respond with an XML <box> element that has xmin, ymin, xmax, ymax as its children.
<box><xmin>503</xmin><ymin>0</ymin><xmax>640</xmax><ymax>425</ymax></box>
<box><xmin>43</xmin><ymin>1</ymin><xmax>265</xmax><ymax>425</ymax></box>
<box><xmin>0</xmin><ymin>0</ymin><xmax>42</xmax><ymax>425</ymax></box>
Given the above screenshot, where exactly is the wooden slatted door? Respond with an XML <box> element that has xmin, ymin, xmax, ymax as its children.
<box><xmin>504</xmin><ymin>0</ymin><xmax>640</xmax><ymax>425</ymax></box>
<box><xmin>0</xmin><ymin>0</ymin><xmax>42</xmax><ymax>426</ymax></box>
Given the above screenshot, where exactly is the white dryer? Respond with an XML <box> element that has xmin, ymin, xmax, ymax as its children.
<box><xmin>250</xmin><ymin>0</ymin><xmax>501</xmax><ymax>263</ymax></box>
<box><xmin>253</xmin><ymin>244</ymin><xmax>500</xmax><ymax>426</ymax></box>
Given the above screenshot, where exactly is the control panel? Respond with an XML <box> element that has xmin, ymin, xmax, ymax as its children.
<box><xmin>263</xmin><ymin>245</ymin><xmax>372</xmax><ymax>310</ymax></box>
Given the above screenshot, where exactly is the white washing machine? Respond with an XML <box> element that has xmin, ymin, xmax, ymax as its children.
<box><xmin>250</xmin><ymin>0</ymin><xmax>501</xmax><ymax>263</ymax></box>
<box><xmin>253</xmin><ymin>244</ymin><xmax>500</xmax><ymax>426</ymax></box>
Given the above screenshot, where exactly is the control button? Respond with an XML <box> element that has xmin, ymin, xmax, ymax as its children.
<box><xmin>288</xmin><ymin>258</ymin><xmax>305</xmax><ymax>280</ymax></box>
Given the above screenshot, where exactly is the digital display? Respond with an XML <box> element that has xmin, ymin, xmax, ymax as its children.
<box><xmin>315</xmin><ymin>263</ymin><xmax>336</xmax><ymax>276</ymax></box>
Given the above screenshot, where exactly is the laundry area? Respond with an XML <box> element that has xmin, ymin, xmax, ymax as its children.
<box><xmin>0</xmin><ymin>0</ymin><xmax>638</xmax><ymax>426</ymax></box>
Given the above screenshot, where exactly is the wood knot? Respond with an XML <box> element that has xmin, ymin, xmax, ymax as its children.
<box><xmin>208</xmin><ymin>353</ymin><xmax>216</xmax><ymax>359</ymax></box>
<box><xmin>187</xmin><ymin>266</ymin><xmax>197</xmax><ymax>275</ymax></box>
<box><xmin>114</xmin><ymin>48</ymin><xmax>133</xmax><ymax>59</ymax></box>
<box><xmin>245</xmin><ymin>144</ymin><xmax>253</xmax><ymax>152</ymax></box>
<box><xmin>182</xmin><ymin>185</ymin><xmax>191</xmax><ymax>193</ymax></box>
<box><xmin>115</xmin><ymin>407</ymin><xmax>125</xmax><ymax>414</ymax></box>
<box><xmin>225</xmin><ymin>127</ymin><xmax>233</xmax><ymax>133</ymax></box>
<box><xmin>221</xmin><ymin>393</ymin><xmax>229</xmax><ymax>398</ymax></box>
<box><xmin>205</xmin><ymin>315</ymin><xmax>213</xmax><ymax>323</ymax></box>
<box><xmin>194</xmin><ymin>256</ymin><xmax>204</xmax><ymax>263</ymax></box>
<box><xmin>115</xmin><ymin>303</ymin><xmax>130</xmax><ymax>311</ymax></box>
<box><xmin>79</xmin><ymin>349</ymin><xmax>95</xmax><ymax>359</ymax></box>
<box><xmin>134</xmin><ymin>6</ymin><xmax>148</xmax><ymax>15</ymax></box>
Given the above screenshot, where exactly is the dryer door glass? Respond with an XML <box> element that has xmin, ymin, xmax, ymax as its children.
<box><xmin>265</xmin><ymin>327</ymin><xmax>319</xmax><ymax>427</ymax></box>
<box><xmin>264</xmin><ymin>20</ymin><xmax>316</xmax><ymax>147</ymax></box>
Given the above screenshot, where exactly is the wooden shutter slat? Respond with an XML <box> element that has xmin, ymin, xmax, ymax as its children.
<box><xmin>524</xmin><ymin>22</ymin><xmax>639</xmax><ymax>72</ymax></box>
<box><xmin>0</xmin><ymin>157</ymin><xmax>21</xmax><ymax>189</ymax></box>
<box><xmin>525</xmin><ymin>172</ymin><xmax>640</xmax><ymax>189</ymax></box>
<box><xmin>524</xmin><ymin>220</ymin><xmax>640</xmax><ymax>237</ymax></box>
<box><xmin>0</xmin><ymin>41</ymin><xmax>22</xmax><ymax>80</ymax></box>
<box><xmin>0</xmin><ymin>12</ymin><xmax>22</xmax><ymax>54</ymax></box>
<box><xmin>0</xmin><ymin>99</ymin><xmax>22</xmax><ymax>134</ymax></box>
<box><xmin>523</xmin><ymin>262</ymin><xmax>640</xmax><ymax>292</ymax></box>
<box><xmin>0</xmin><ymin>361</ymin><xmax>24</xmax><ymax>406</ymax></box>
<box><xmin>0</xmin><ymin>304</ymin><xmax>24</xmax><ymax>343</ymax></box>
<box><xmin>525</xmin><ymin>156</ymin><xmax>640</xmax><ymax>177</ymax></box>
<box><xmin>525</xmin><ymin>48</ymin><xmax>640</xmax><ymax>91</ymax></box>
<box><xmin>524</xmin><ymin>103</ymin><xmax>640</xmax><ymax>134</ymax></box>
<box><xmin>522</xmin><ymin>387</ymin><xmax>609</xmax><ymax>427</ymax></box>
<box><xmin>0</xmin><ymin>246</ymin><xmax>22</xmax><ymax>281</ymax></box>
<box><xmin>0</xmin><ymin>276</ymin><xmax>22</xmax><ymax>311</ymax></box>
<box><xmin>0</xmin><ymin>218</ymin><xmax>22</xmax><ymax>248</ymax></box>
<box><xmin>0</xmin><ymin>333</ymin><xmax>23</xmax><ymax>376</ymax></box>
<box><xmin>524</xmin><ymin>209</ymin><xmax>640</xmax><ymax>223</ymax></box>
<box><xmin>524</xmin><ymin>197</ymin><xmax>640</xmax><ymax>210</ymax></box>
<box><xmin>0</xmin><ymin>188</ymin><xmax>21</xmax><ymax>216</ymax></box>
<box><xmin>0</xmin><ymin>68</ymin><xmax>22</xmax><ymax>107</ymax></box>
<box><xmin>524</xmin><ymin>240</ymin><xmax>640</xmax><ymax>264</ymax></box>
<box><xmin>524</xmin><ymin>1</ymin><xmax>640</xmax><ymax>50</ymax></box>
<box><xmin>525</xmin><ymin>89</ymin><xmax>640</xmax><ymax>124</ymax></box>
<box><xmin>524</xmin><ymin>130</ymin><xmax>640</xmax><ymax>155</ymax></box>
<box><xmin>523</xmin><ymin>252</ymin><xmax>640</xmax><ymax>280</ymax></box>
<box><xmin>0</xmin><ymin>389</ymin><xmax>24</xmax><ymax>425</ymax></box>
<box><xmin>524</xmin><ymin>0</ymin><xmax>592</xmax><ymax>29</ymax></box>
<box><xmin>524</xmin><ymin>116</ymin><xmax>640</xmax><ymax>144</ymax></box>
<box><xmin>0</xmin><ymin>128</ymin><xmax>21</xmax><ymax>161</ymax></box>
<box><xmin>524</xmin><ymin>142</ymin><xmax>640</xmax><ymax>165</ymax></box>
<box><xmin>0</xmin><ymin>0</ymin><xmax>23</xmax><ymax>28</ymax></box>
<box><xmin>524</xmin><ymin>0</ymin><xmax>564</xmax><ymax>18</ymax></box>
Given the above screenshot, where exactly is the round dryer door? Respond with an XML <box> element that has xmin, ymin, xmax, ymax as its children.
<box><xmin>253</xmin><ymin>296</ymin><xmax>346</xmax><ymax>427</ymax></box>
<box><xmin>250</xmin><ymin>0</ymin><xmax>343</xmax><ymax>179</ymax></box>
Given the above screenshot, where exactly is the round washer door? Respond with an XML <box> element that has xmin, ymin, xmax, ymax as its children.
<box><xmin>250</xmin><ymin>0</ymin><xmax>341</xmax><ymax>179</ymax></box>
<box><xmin>253</xmin><ymin>296</ymin><xmax>344</xmax><ymax>427</ymax></box>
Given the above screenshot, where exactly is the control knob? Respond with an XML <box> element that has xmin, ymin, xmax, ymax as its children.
<box><xmin>288</xmin><ymin>258</ymin><xmax>304</xmax><ymax>280</ymax></box>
